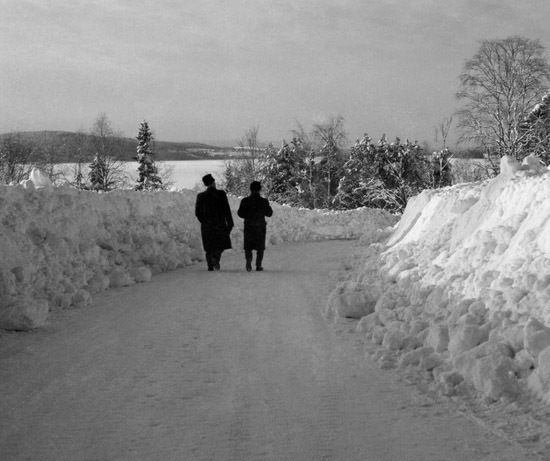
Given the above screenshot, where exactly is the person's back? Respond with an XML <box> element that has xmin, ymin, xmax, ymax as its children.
<box><xmin>237</xmin><ymin>181</ymin><xmax>273</xmax><ymax>271</ymax></box>
<box><xmin>195</xmin><ymin>174</ymin><xmax>234</xmax><ymax>271</ymax></box>
<box><xmin>240</xmin><ymin>194</ymin><xmax>268</xmax><ymax>226</ymax></box>
<box><xmin>196</xmin><ymin>187</ymin><xmax>230</xmax><ymax>227</ymax></box>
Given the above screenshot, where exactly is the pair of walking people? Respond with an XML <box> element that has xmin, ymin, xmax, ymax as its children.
<box><xmin>194</xmin><ymin>174</ymin><xmax>273</xmax><ymax>272</ymax></box>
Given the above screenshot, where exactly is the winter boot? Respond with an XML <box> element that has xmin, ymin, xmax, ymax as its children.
<box><xmin>256</xmin><ymin>250</ymin><xmax>264</xmax><ymax>271</ymax></box>
<box><xmin>245</xmin><ymin>250</ymin><xmax>253</xmax><ymax>272</ymax></box>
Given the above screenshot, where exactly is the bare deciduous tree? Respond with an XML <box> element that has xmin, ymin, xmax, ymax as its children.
<box><xmin>311</xmin><ymin>114</ymin><xmax>348</xmax><ymax>151</ymax></box>
<box><xmin>433</xmin><ymin>116</ymin><xmax>453</xmax><ymax>150</ymax></box>
<box><xmin>0</xmin><ymin>132</ymin><xmax>34</xmax><ymax>185</ymax></box>
<box><xmin>65</xmin><ymin>129</ymin><xmax>90</xmax><ymax>188</ymax></box>
<box><xmin>223</xmin><ymin>126</ymin><xmax>269</xmax><ymax>195</ymax></box>
<box><xmin>290</xmin><ymin>120</ymin><xmax>313</xmax><ymax>152</ymax></box>
<box><xmin>456</xmin><ymin>36</ymin><xmax>550</xmax><ymax>167</ymax></box>
<box><xmin>237</xmin><ymin>125</ymin><xmax>264</xmax><ymax>175</ymax></box>
<box><xmin>311</xmin><ymin>115</ymin><xmax>348</xmax><ymax>207</ymax></box>
<box><xmin>86</xmin><ymin>113</ymin><xmax>130</xmax><ymax>190</ymax></box>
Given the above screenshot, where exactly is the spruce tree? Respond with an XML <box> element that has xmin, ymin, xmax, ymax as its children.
<box><xmin>519</xmin><ymin>92</ymin><xmax>550</xmax><ymax>163</ymax></box>
<box><xmin>89</xmin><ymin>153</ymin><xmax>111</xmax><ymax>191</ymax></box>
<box><xmin>135</xmin><ymin>120</ymin><xmax>162</xmax><ymax>191</ymax></box>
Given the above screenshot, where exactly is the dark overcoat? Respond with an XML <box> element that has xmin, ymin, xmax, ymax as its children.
<box><xmin>237</xmin><ymin>193</ymin><xmax>273</xmax><ymax>251</ymax></box>
<box><xmin>195</xmin><ymin>187</ymin><xmax>234</xmax><ymax>252</ymax></box>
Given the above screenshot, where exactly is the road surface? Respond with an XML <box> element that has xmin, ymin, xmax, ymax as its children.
<box><xmin>0</xmin><ymin>240</ymin><xmax>537</xmax><ymax>460</ymax></box>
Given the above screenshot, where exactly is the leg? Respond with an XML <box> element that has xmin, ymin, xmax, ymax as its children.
<box><xmin>245</xmin><ymin>249</ymin><xmax>253</xmax><ymax>272</ymax></box>
<box><xmin>256</xmin><ymin>250</ymin><xmax>264</xmax><ymax>271</ymax></box>
<box><xmin>205</xmin><ymin>252</ymin><xmax>214</xmax><ymax>271</ymax></box>
<box><xmin>213</xmin><ymin>251</ymin><xmax>222</xmax><ymax>270</ymax></box>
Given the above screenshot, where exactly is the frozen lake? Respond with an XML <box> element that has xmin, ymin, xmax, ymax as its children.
<box><xmin>58</xmin><ymin>159</ymin><xmax>227</xmax><ymax>190</ymax></box>
<box><xmin>158</xmin><ymin>159</ymin><xmax>227</xmax><ymax>190</ymax></box>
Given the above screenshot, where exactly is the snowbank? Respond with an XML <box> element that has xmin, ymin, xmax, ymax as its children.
<box><xmin>0</xmin><ymin>181</ymin><xmax>397</xmax><ymax>331</ymax></box>
<box><xmin>329</xmin><ymin>155</ymin><xmax>550</xmax><ymax>404</ymax></box>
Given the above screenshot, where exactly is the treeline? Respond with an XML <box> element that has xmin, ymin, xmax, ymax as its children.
<box><xmin>0</xmin><ymin>129</ymin><xmax>225</xmax><ymax>164</ymax></box>
<box><xmin>0</xmin><ymin>114</ymin><xmax>175</xmax><ymax>190</ymax></box>
<box><xmin>223</xmin><ymin>125</ymin><xmax>453</xmax><ymax>213</ymax></box>
<box><xmin>4</xmin><ymin>34</ymin><xmax>549</xmax><ymax>210</ymax></box>
<box><xmin>224</xmin><ymin>35</ymin><xmax>550</xmax><ymax>212</ymax></box>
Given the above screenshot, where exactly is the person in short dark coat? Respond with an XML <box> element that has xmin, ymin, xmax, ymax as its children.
<box><xmin>237</xmin><ymin>181</ymin><xmax>273</xmax><ymax>271</ymax></box>
<box><xmin>195</xmin><ymin>174</ymin><xmax>234</xmax><ymax>271</ymax></box>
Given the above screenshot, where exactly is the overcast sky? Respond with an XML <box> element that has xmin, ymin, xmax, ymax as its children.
<box><xmin>2</xmin><ymin>0</ymin><xmax>550</xmax><ymax>147</ymax></box>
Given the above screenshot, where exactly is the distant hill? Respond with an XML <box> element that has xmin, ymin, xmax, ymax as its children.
<box><xmin>0</xmin><ymin>130</ymin><xmax>239</xmax><ymax>162</ymax></box>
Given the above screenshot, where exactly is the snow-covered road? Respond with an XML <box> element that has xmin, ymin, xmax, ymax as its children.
<box><xmin>0</xmin><ymin>241</ymin><xmax>536</xmax><ymax>460</ymax></box>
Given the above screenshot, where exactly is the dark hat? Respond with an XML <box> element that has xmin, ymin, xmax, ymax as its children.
<box><xmin>202</xmin><ymin>174</ymin><xmax>215</xmax><ymax>186</ymax></box>
<box><xmin>250</xmin><ymin>181</ymin><xmax>262</xmax><ymax>191</ymax></box>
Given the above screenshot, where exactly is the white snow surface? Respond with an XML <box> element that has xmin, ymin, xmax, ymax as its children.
<box><xmin>0</xmin><ymin>179</ymin><xmax>397</xmax><ymax>331</ymax></box>
<box><xmin>386</xmin><ymin>155</ymin><xmax>550</xmax><ymax>324</ymax></box>
<box><xmin>5</xmin><ymin>155</ymin><xmax>550</xmax><ymax>408</ymax></box>
<box><xmin>329</xmin><ymin>155</ymin><xmax>550</xmax><ymax>405</ymax></box>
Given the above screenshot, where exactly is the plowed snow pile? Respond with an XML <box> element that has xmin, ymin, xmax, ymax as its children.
<box><xmin>329</xmin><ymin>154</ymin><xmax>550</xmax><ymax>409</ymax></box>
<box><xmin>0</xmin><ymin>174</ymin><xmax>397</xmax><ymax>332</ymax></box>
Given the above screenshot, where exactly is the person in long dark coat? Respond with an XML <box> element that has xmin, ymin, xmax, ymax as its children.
<box><xmin>195</xmin><ymin>174</ymin><xmax>234</xmax><ymax>271</ymax></box>
<box><xmin>237</xmin><ymin>181</ymin><xmax>273</xmax><ymax>272</ymax></box>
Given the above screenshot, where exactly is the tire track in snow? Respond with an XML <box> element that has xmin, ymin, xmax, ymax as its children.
<box><xmin>0</xmin><ymin>240</ymin><xmax>538</xmax><ymax>460</ymax></box>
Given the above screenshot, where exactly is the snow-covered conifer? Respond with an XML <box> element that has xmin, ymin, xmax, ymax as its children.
<box><xmin>334</xmin><ymin>134</ymin><xmax>431</xmax><ymax>212</ymax></box>
<box><xmin>89</xmin><ymin>153</ymin><xmax>111</xmax><ymax>191</ymax></box>
<box><xmin>135</xmin><ymin>120</ymin><xmax>162</xmax><ymax>191</ymax></box>
<box><xmin>519</xmin><ymin>92</ymin><xmax>550</xmax><ymax>164</ymax></box>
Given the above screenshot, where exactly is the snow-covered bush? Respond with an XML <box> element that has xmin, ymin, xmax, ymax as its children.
<box><xmin>519</xmin><ymin>92</ymin><xmax>550</xmax><ymax>164</ymax></box>
<box><xmin>334</xmin><ymin>134</ymin><xmax>431</xmax><ymax>212</ymax></box>
<box><xmin>262</xmin><ymin>138</ymin><xmax>309</xmax><ymax>207</ymax></box>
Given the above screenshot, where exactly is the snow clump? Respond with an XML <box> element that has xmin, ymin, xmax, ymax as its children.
<box><xmin>329</xmin><ymin>155</ymin><xmax>550</xmax><ymax>404</ymax></box>
<box><xmin>0</xmin><ymin>180</ymin><xmax>397</xmax><ymax>331</ymax></box>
